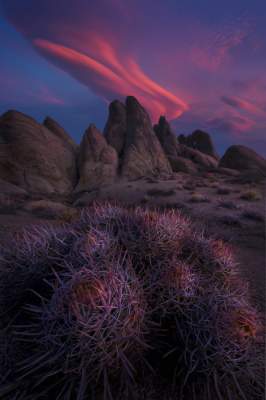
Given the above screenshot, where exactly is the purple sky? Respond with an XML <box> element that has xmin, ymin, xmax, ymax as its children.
<box><xmin>1</xmin><ymin>0</ymin><xmax>266</xmax><ymax>156</ymax></box>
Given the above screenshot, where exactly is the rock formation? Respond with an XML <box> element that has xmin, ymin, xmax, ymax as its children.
<box><xmin>154</xmin><ymin>116</ymin><xmax>218</xmax><ymax>172</ymax></box>
<box><xmin>120</xmin><ymin>97</ymin><xmax>172</xmax><ymax>179</ymax></box>
<box><xmin>178</xmin><ymin>130</ymin><xmax>219</xmax><ymax>159</ymax></box>
<box><xmin>179</xmin><ymin>145</ymin><xmax>218</xmax><ymax>169</ymax></box>
<box><xmin>219</xmin><ymin>145</ymin><xmax>266</xmax><ymax>175</ymax></box>
<box><xmin>75</xmin><ymin>124</ymin><xmax>118</xmax><ymax>193</ymax></box>
<box><xmin>43</xmin><ymin>116</ymin><xmax>78</xmax><ymax>153</ymax></box>
<box><xmin>0</xmin><ymin>110</ymin><xmax>77</xmax><ymax>194</ymax></box>
<box><xmin>0</xmin><ymin>99</ymin><xmax>265</xmax><ymax>198</ymax></box>
<box><xmin>104</xmin><ymin>100</ymin><xmax>126</xmax><ymax>158</ymax></box>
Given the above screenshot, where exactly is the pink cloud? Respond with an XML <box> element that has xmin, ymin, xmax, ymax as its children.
<box><xmin>221</xmin><ymin>95</ymin><xmax>266</xmax><ymax>116</ymax></box>
<box><xmin>34</xmin><ymin>37</ymin><xmax>188</xmax><ymax>121</ymax></box>
<box><xmin>208</xmin><ymin>109</ymin><xmax>255</xmax><ymax>135</ymax></box>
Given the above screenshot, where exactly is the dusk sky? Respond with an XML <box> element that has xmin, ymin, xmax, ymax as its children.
<box><xmin>1</xmin><ymin>0</ymin><xmax>266</xmax><ymax>155</ymax></box>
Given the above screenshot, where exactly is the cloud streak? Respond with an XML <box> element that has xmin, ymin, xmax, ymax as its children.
<box><xmin>221</xmin><ymin>95</ymin><xmax>266</xmax><ymax>116</ymax></box>
<box><xmin>34</xmin><ymin>37</ymin><xmax>188</xmax><ymax>121</ymax></box>
<box><xmin>1</xmin><ymin>0</ymin><xmax>266</xmax><ymax>155</ymax></box>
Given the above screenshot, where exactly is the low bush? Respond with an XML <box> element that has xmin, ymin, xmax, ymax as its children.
<box><xmin>240</xmin><ymin>190</ymin><xmax>262</xmax><ymax>201</ymax></box>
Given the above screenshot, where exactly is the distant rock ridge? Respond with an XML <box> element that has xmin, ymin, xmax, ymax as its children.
<box><xmin>0</xmin><ymin>98</ymin><xmax>265</xmax><ymax>196</ymax></box>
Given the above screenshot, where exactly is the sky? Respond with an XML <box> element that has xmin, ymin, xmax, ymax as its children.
<box><xmin>0</xmin><ymin>0</ymin><xmax>266</xmax><ymax>156</ymax></box>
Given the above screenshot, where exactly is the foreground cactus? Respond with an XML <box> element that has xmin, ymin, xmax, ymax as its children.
<box><xmin>0</xmin><ymin>201</ymin><xmax>264</xmax><ymax>399</ymax></box>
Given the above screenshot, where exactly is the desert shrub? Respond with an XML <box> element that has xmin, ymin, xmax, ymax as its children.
<box><xmin>189</xmin><ymin>192</ymin><xmax>210</xmax><ymax>203</ymax></box>
<box><xmin>0</xmin><ymin>201</ymin><xmax>264</xmax><ymax>400</ymax></box>
<box><xmin>218</xmin><ymin>200</ymin><xmax>241</xmax><ymax>210</ymax></box>
<box><xmin>240</xmin><ymin>189</ymin><xmax>262</xmax><ymax>201</ymax></box>
<box><xmin>146</xmin><ymin>189</ymin><xmax>176</xmax><ymax>197</ymax></box>
<box><xmin>219</xmin><ymin>215</ymin><xmax>242</xmax><ymax>227</ymax></box>
<box><xmin>140</xmin><ymin>194</ymin><xmax>150</xmax><ymax>204</ymax></box>
<box><xmin>217</xmin><ymin>187</ymin><xmax>231</xmax><ymax>195</ymax></box>
<box><xmin>59</xmin><ymin>207</ymin><xmax>79</xmax><ymax>223</ymax></box>
<box><xmin>241</xmin><ymin>210</ymin><xmax>264</xmax><ymax>222</ymax></box>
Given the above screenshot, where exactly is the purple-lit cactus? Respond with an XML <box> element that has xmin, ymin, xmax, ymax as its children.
<box><xmin>0</xmin><ymin>201</ymin><xmax>264</xmax><ymax>399</ymax></box>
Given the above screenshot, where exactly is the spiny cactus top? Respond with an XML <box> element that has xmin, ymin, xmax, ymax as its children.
<box><xmin>0</xmin><ymin>201</ymin><xmax>264</xmax><ymax>400</ymax></box>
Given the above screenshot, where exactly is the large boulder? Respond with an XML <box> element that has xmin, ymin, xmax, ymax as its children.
<box><xmin>75</xmin><ymin>124</ymin><xmax>118</xmax><ymax>193</ymax></box>
<box><xmin>43</xmin><ymin>116</ymin><xmax>78</xmax><ymax>153</ymax></box>
<box><xmin>0</xmin><ymin>111</ymin><xmax>78</xmax><ymax>194</ymax></box>
<box><xmin>219</xmin><ymin>145</ymin><xmax>266</xmax><ymax>177</ymax></box>
<box><xmin>178</xmin><ymin>130</ymin><xmax>219</xmax><ymax>159</ymax></box>
<box><xmin>104</xmin><ymin>100</ymin><xmax>126</xmax><ymax>158</ymax></box>
<box><xmin>120</xmin><ymin>97</ymin><xmax>172</xmax><ymax>179</ymax></box>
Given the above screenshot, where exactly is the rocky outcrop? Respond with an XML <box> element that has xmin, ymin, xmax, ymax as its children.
<box><xmin>43</xmin><ymin>116</ymin><xmax>78</xmax><ymax>153</ymax></box>
<box><xmin>154</xmin><ymin>116</ymin><xmax>217</xmax><ymax>172</ymax></box>
<box><xmin>1</xmin><ymin>101</ymin><xmax>265</xmax><ymax>200</ymax></box>
<box><xmin>180</xmin><ymin>145</ymin><xmax>218</xmax><ymax>169</ymax></box>
<box><xmin>178</xmin><ymin>130</ymin><xmax>219</xmax><ymax>159</ymax></box>
<box><xmin>75</xmin><ymin>124</ymin><xmax>118</xmax><ymax>193</ymax></box>
<box><xmin>120</xmin><ymin>97</ymin><xmax>172</xmax><ymax>179</ymax></box>
<box><xmin>104</xmin><ymin>100</ymin><xmax>126</xmax><ymax>157</ymax></box>
<box><xmin>0</xmin><ymin>110</ymin><xmax>77</xmax><ymax>194</ymax></box>
<box><xmin>219</xmin><ymin>145</ymin><xmax>266</xmax><ymax>176</ymax></box>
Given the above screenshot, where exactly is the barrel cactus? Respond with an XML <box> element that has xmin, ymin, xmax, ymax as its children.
<box><xmin>0</xmin><ymin>201</ymin><xmax>264</xmax><ymax>399</ymax></box>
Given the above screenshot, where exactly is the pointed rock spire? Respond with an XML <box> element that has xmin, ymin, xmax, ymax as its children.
<box><xmin>75</xmin><ymin>124</ymin><xmax>118</xmax><ymax>192</ymax></box>
<box><xmin>104</xmin><ymin>100</ymin><xmax>126</xmax><ymax>157</ymax></box>
<box><xmin>120</xmin><ymin>97</ymin><xmax>172</xmax><ymax>179</ymax></box>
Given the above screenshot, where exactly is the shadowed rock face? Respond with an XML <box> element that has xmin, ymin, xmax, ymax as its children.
<box><xmin>75</xmin><ymin>124</ymin><xmax>118</xmax><ymax>193</ymax></box>
<box><xmin>219</xmin><ymin>145</ymin><xmax>266</xmax><ymax>175</ymax></box>
<box><xmin>120</xmin><ymin>97</ymin><xmax>172</xmax><ymax>179</ymax></box>
<box><xmin>0</xmin><ymin>110</ymin><xmax>78</xmax><ymax>194</ymax></box>
<box><xmin>179</xmin><ymin>130</ymin><xmax>219</xmax><ymax>159</ymax></box>
<box><xmin>104</xmin><ymin>100</ymin><xmax>126</xmax><ymax>158</ymax></box>
<box><xmin>43</xmin><ymin>116</ymin><xmax>78</xmax><ymax>153</ymax></box>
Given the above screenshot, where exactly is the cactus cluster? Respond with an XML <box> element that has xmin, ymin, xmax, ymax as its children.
<box><xmin>0</xmin><ymin>201</ymin><xmax>264</xmax><ymax>399</ymax></box>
